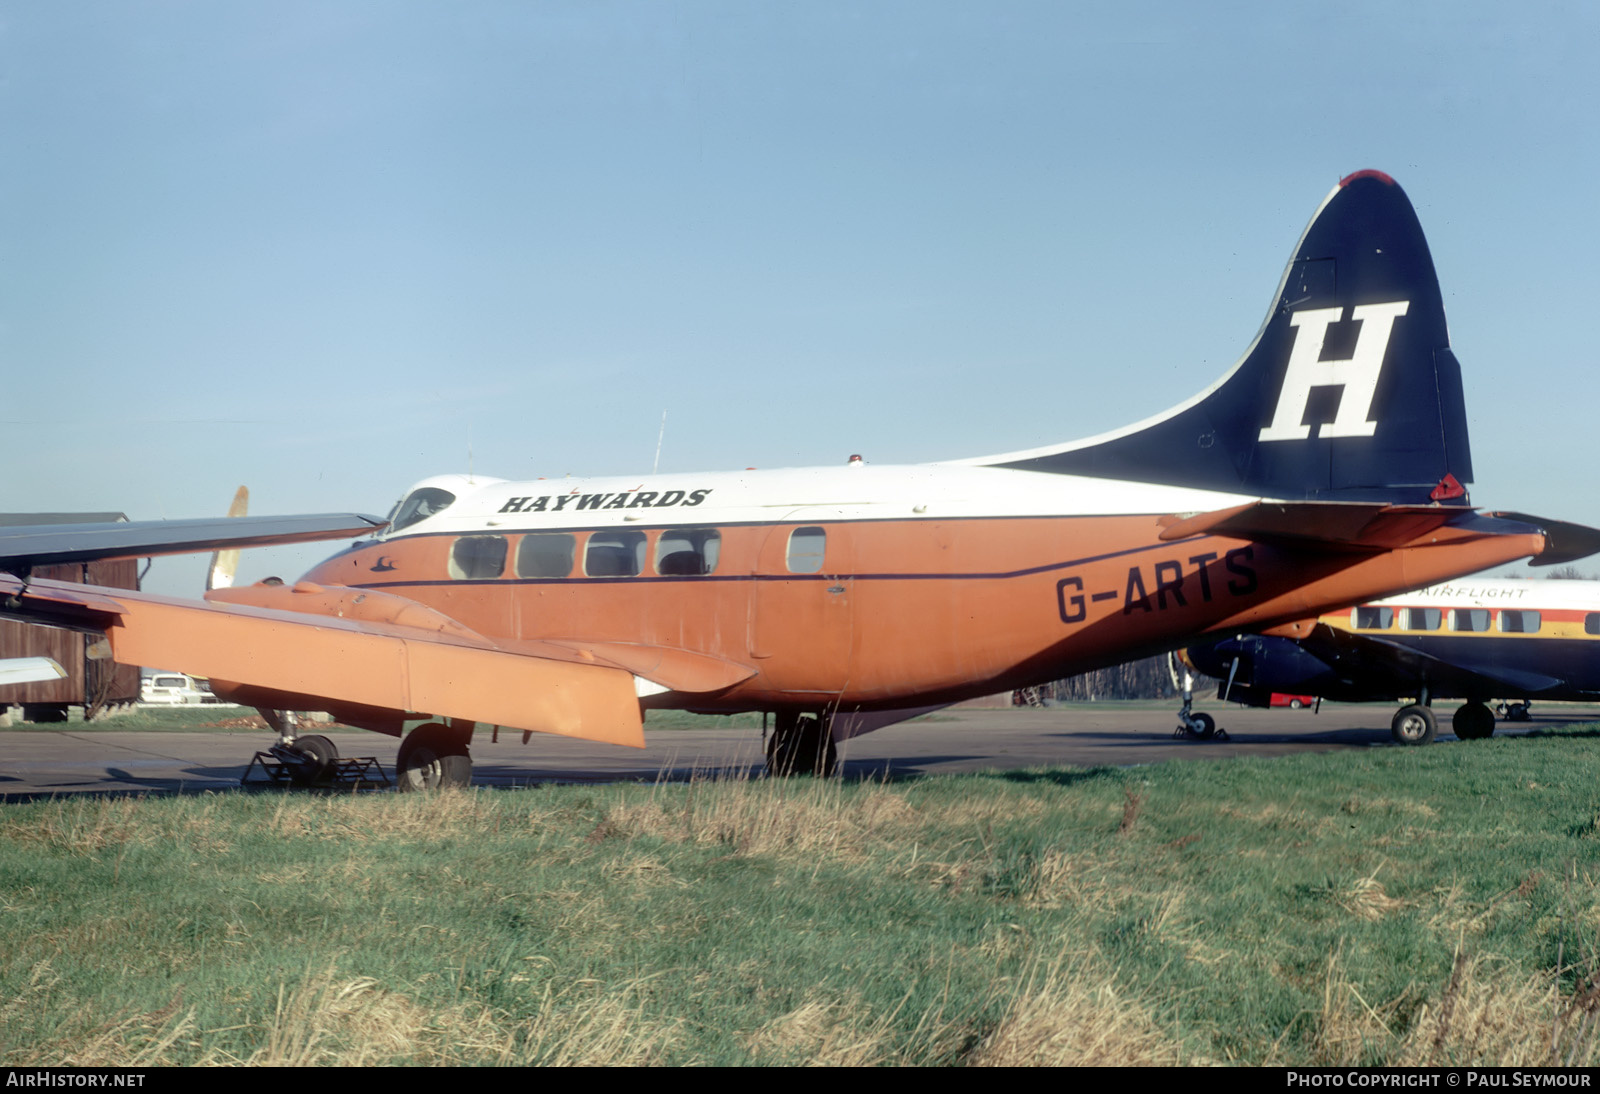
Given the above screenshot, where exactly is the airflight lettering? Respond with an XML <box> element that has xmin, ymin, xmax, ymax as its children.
<box><xmin>1056</xmin><ymin>547</ymin><xmax>1257</xmax><ymax>625</ymax></box>
<box><xmin>1425</xmin><ymin>583</ymin><xmax>1529</xmax><ymax>601</ymax></box>
<box><xmin>498</xmin><ymin>488</ymin><xmax>711</xmax><ymax>515</ymax></box>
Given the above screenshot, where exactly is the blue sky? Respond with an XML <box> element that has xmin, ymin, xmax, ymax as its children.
<box><xmin>3</xmin><ymin>2</ymin><xmax>1596</xmax><ymax>593</ymax></box>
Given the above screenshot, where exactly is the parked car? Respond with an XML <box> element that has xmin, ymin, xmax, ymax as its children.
<box><xmin>1270</xmin><ymin>693</ymin><xmax>1316</xmax><ymax>709</ymax></box>
<box><xmin>140</xmin><ymin>673</ymin><xmax>208</xmax><ymax>705</ymax></box>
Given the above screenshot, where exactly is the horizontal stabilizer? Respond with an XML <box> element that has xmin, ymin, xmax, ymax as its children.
<box><xmin>1159</xmin><ymin>502</ymin><xmax>1456</xmax><ymax>550</ymax></box>
<box><xmin>1158</xmin><ymin>502</ymin><xmax>1557</xmax><ymax>556</ymax></box>
<box><xmin>1487</xmin><ymin>512</ymin><xmax>1600</xmax><ymax>567</ymax></box>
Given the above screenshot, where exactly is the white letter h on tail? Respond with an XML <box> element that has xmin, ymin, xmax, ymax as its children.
<box><xmin>1258</xmin><ymin>301</ymin><xmax>1410</xmax><ymax>442</ymax></box>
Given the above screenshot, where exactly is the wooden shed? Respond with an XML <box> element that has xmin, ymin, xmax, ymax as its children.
<box><xmin>0</xmin><ymin>513</ymin><xmax>143</xmax><ymax>721</ymax></box>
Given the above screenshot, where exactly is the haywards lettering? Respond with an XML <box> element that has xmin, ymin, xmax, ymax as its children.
<box><xmin>500</xmin><ymin>488</ymin><xmax>715</xmax><ymax>516</ymax></box>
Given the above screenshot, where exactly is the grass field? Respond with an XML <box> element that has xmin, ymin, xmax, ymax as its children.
<box><xmin>6</xmin><ymin>724</ymin><xmax>1600</xmax><ymax>1065</ymax></box>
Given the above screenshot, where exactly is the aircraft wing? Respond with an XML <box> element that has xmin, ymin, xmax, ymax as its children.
<box><xmin>0</xmin><ymin>657</ymin><xmax>67</xmax><ymax>686</ymax></box>
<box><xmin>0</xmin><ymin>575</ymin><xmax>666</xmax><ymax>748</ymax></box>
<box><xmin>1294</xmin><ymin>622</ymin><xmax>1567</xmax><ymax>696</ymax></box>
<box><xmin>0</xmin><ymin>513</ymin><xmax>386</xmax><ymax>573</ymax></box>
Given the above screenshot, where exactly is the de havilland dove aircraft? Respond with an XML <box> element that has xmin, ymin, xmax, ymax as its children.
<box><xmin>1187</xmin><ymin>578</ymin><xmax>1600</xmax><ymax>746</ymax></box>
<box><xmin>4</xmin><ymin>170</ymin><xmax>1597</xmax><ymax>789</ymax></box>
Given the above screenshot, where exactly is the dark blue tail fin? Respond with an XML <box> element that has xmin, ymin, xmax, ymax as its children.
<box><xmin>976</xmin><ymin>171</ymin><xmax>1473</xmax><ymax>504</ymax></box>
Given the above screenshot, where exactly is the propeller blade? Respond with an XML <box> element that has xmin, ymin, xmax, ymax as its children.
<box><xmin>205</xmin><ymin>486</ymin><xmax>249</xmax><ymax>592</ymax></box>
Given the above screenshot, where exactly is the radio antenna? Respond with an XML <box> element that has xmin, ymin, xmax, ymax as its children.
<box><xmin>652</xmin><ymin>410</ymin><xmax>668</xmax><ymax>475</ymax></box>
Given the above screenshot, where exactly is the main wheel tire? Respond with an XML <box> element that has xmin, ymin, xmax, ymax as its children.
<box><xmin>288</xmin><ymin>733</ymin><xmax>338</xmax><ymax>786</ymax></box>
<box><xmin>396</xmin><ymin>723</ymin><xmax>473</xmax><ymax>791</ymax></box>
<box><xmin>1392</xmin><ymin>704</ymin><xmax>1437</xmax><ymax>746</ymax></box>
<box><xmin>1452</xmin><ymin>702</ymin><xmax>1495</xmax><ymax>741</ymax></box>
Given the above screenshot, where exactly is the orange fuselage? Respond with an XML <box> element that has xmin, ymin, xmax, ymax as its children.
<box><xmin>286</xmin><ymin>506</ymin><xmax>1540</xmax><ymax>714</ymax></box>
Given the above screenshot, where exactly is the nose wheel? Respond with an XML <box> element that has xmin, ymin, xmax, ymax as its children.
<box><xmin>282</xmin><ymin>733</ymin><xmax>338</xmax><ymax>786</ymax></box>
<box><xmin>1175</xmin><ymin>708</ymin><xmax>1225</xmax><ymax>740</ymax></box>
<box><xmin>1170</xmin><ymin>653</ymin><xmax>1227</xmax><ymax>740</ymax></box>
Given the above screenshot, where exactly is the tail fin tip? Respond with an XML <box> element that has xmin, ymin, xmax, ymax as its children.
<box><xmin>1339</xmin><ymin>168</ymin><xmax>1396</xmax><ymax>188</ymax></box>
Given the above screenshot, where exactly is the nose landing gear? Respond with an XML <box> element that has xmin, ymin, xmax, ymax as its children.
<box><xmin>1170</xmin><ymin>653</ymin><xmax>1227</xmax><ymax>740</ymax></box>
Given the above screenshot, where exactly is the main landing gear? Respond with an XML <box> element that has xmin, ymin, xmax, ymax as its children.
<box><xmin>1388</xmin><ymin>689</ymin><xmax>1498</xmax><ymax>745</ymax></box>
<box><xmin>1390</xmin><ymin>704</ymin><xmax>1437</xmax><ymax>746</ymax></box>
<box><xmin>765</xmin><ymin>711</ymin><xmax>838</xmax><ymax>777</ymax></box>
<box><xmin>248</xmin><ymin>710</ymin><xmax>473</xmax><ymax>790</ymax></box>
<box><xmin>395</xmin><ymin>721</ymin><xmax>474</xmax><ymax>791</ymax></box>
<box><xmin>1451</xmin><ymin>700</ymin><xmax>1496</xmax><ymax>741</ymax></box>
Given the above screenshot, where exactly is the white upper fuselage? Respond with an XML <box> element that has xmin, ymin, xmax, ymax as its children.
<box><xmin>378</xmin><ymin>464</ymin><xmax>1261</xmax><ymax>540</ymax></box>
<box><xmin>1362</xmin><ymin>578</ymin><xmax>1600</xmax><ymax>613</ymax></box>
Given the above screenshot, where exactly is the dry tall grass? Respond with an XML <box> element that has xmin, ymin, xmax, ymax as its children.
<box><xmin>240</xmin><ymin>965</ymin><xmax>681</xmax><ymax>1066</ymax></box>
<box><xmin>597</xmin><ymin>775</ymin><xmax>920</xmax><ymax>859</ymax></box>
<box><xmin>1302</xmin><ymin>947</ymin><xmax>1600</xmax><ymax>1066</ymax></box>
<box><xmin>968</xmin><ymin>948</ymin><xmax>1191</xmax><ymax>1066</ymax></box>
<box><xmin>743</xmin><ymin>992</ymin><xmax>904</xmax><ymax>1066</ymax></box>
<box><xmin>1</xmin><ymin>959</ymin><xmax>682</xmax><ymax>1066</ymax></box>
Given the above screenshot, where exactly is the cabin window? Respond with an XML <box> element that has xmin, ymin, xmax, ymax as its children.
<box><xmin>787</xmin><ymin>527</ymin><xmax>826</xmax><ymax>574</ymax></box>
<box><xmin>449</xmin><ymin>535</ymin><xmax>507</xmax><ymax>580</ymax></box>
<box><xmin>1352</xmin><ymin>606</ymin><xmax>1393</xmax><ymax>630</ymax></box>
<box><xmin>1587</xmin><ymin>613</ymin><xmax>1600</xmax><ymax>636</ymax></box>
<box><xmin>1450</xmin><ymin>609</ymin><xmax>1491</xmax><ymax>633</ymax></box>
<box><xmin>656</xmin><ymin>528</ymin><xmax>721</xmax><ymax>575</ymax></box>
<box><xmin>584</xmin><ymin>531</ymin><xmax>646</xmax><ymax>577</ymax></box>
<box><xmin>1402</xmin><ymin>608</ymin><xmax>1441</xmax><ymax>631</ymax></box>
<box><xmin>1499</xmin><ymin>610</ymin><xmax>1542</xmax><ymax>634</ymax></box>
<box><xmin>388</xmin><ymin>487</ymin><xmax>456</xmax><ymax>533</ymax></box>
<box><xmin>516</xmin><ymin>533</ymin><xmax>576</xmax><ymax>578</ymax></box>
